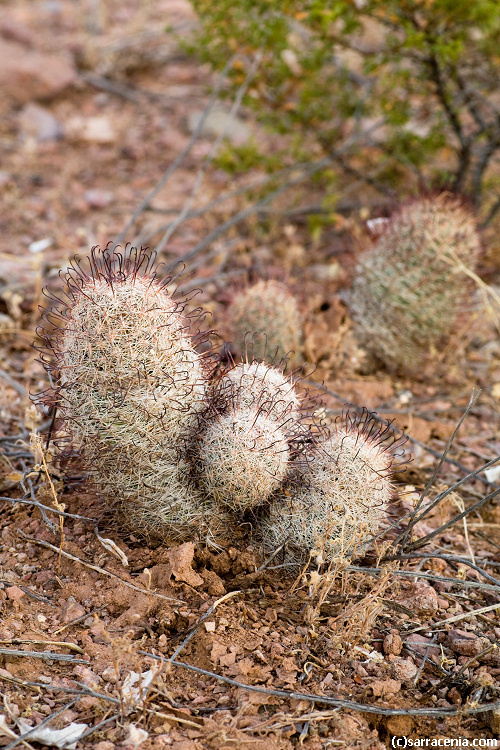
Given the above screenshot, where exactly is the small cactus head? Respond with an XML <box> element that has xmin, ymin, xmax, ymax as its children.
<box><xmin>189</xmin><ymin>357</ymin><xmax>317</xmax><ymax>513</ymax></box>
<box><xmin>350</xmin><ymin>195</ymin><xmax>481</xmax><ymax>373</ymax></box>
<box><xmin>198</xmin><ymin>406</ymin><xmax>291</xmax><ymax>512</ymax></box>
<box><xmin>261</xmin><ymin>407</ymin><xmax>408</xmax><ymax>565</ymax></box>
<box><xmin>222</xmin><ymin>360</ymin><xmax>302</xmax><ymax>421</ymax></box>
<box><xmin>228</xmin><ymin>279</ymin><xmax>302</xmax><ymax>366</ymax></box>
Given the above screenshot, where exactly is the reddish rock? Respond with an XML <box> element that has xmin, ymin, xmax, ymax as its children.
<box><xmin>383</xmin><ymin>632</ymin><xmax>403</xmax><ymax>656</ymax></box>
<box><xmin>391</xmin><ymin>657</ymin><xmax>418</xmax><ymax>682</ymax></box>
<box><xmin>200</xmin><ymin>569</ymin><xmax>226</xmax><ymax>597</ymax></box>
<box><xmin>370</xmin><ymin>679</ymin><xmax>401</xmax><ymax>699</ymax></box>
<box><xmin>0</xmin><ymin>39</ymin><xmax>75</xmax><ymax>109</ymax></box>
<box><xmin>404</xmin><ymin>633</ymin><xmax>440</xmax><ymax>660</ymax></box>
<box><xmin>385</xmin><ymin>715</ymin><xmax>413</xmax><ymax>737</ymax></box>
<box><xmin>446</xmin><ymin>629</ymin><xmax>484</xmax><ymax>657</ymax></box>
<box><xmin>6</xmin><ymin>585</ymin><xmax>25</xmax><ymax>601</ymax></box>
<box><xmin>396</xmin><ymin>581</ymin><xmax>439</xmax><ymax>616</ymax></box>
<box><xmin>35</xmin><ymin>570</ymin><xmax>53</xmax><ymax>584</ymax></box>
<box><xmin>62</xmin><ymin>600</ymin><xmax>86</xmax><ymax>623</ymax></box>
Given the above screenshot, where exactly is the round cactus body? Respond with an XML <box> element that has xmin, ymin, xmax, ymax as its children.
<box><xmin>223</xmin><ymin>361</ymin><xmax>301</xmax><ymax>420</ymax></box>
<box><xmin>261</xmin><ymin>410</ymin><xmax>403</xmax><ymax>564</ymax></box>
<box><xmin>229</xmin><ymin>280</ymin><xmax>302</xmax><ymax>364</ymax></box>
<box><xmin>36</xmin><ymin>247</ymin><xmax>211</xmax><ymax>538</ymax></box>
<box><xmin>198</xmin><ymin>407</ymin><xmax>290</xmax><ymax>512</ymax></box>
<box><xmin>350</xmin><ymin>196</ymin><xmax>480</xmax><ymax>372</ymax></box>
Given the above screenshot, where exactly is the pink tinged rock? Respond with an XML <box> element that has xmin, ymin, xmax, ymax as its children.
<box><xmin>19</xmin><ymin>103</ymin><xmax>62</xmax><ymax>142</ymax></box>
<box><xmin>447</xmin><ymin>629</ymin><xmax>484</xmax><ymax>657</ymax></box>
<box><xmin>396</xmin><ymin>581</ymin><xmax>439</xmax><ymax>616</ymax></box>
<box><xmin>0</xmin><ymin>39</ymin><xmax>75</xmax><ymax>108</ymax></box>
<box><xmin>6</xmin><ymin>585</ymin><xmax>25</xmax><ymax>601</ymax></box>
<box><xmin>404</xmin><ymin>633</ymin><xmax>440</xmax><ymax>660</ymax></box>
<box><xmin>391</xmin><ymin>657</ymin><xmax>418</xmax><ymax>682</ymax></box>
<box><xmin>370</xmin><ymin>679</ymin><xmax>402</xmax><ymax>699</ymax></box>
<box><xmin>383</xmin><ymin>632</ymin><xmax>403</xmax><ymax>656</ymax></box>
<box><xmin>84</xmin><ymin>189</ymin><xmax>113</xmax><ymax>208</ymax></box>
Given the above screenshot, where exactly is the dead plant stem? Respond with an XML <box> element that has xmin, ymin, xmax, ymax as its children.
<box><xmin>17</xmin><ymin>532</ymin><xmax>184</xmax><ymax>604</ymax></box>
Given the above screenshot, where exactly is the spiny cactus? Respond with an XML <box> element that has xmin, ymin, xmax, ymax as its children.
<box><xmin>36</xmin><ymin>246</ymin><xmax>212</xmax><ymax>538</ymax></box>
<box><xmin>350</xmin><ymin>195</ymin><xmax>481</xmax><ymax>372</ymax></box>
<box><xmin>228</xmin><ymin>280</ymin><xmax>302</xmax><ymax>364</ymax></box>
<box><xmin>261</xmin><ymin>409</ymin><xmax>407</xmax><ymax>564</ymax></box>
<box><xmin>198</xmin><ymin>405</ymin><xmax>291</xmax><ymax>512</ymax></box>
<box><xmin>192</xmin><ymin>359</ymin><xmax>310</xmax><ymax>513</ymax></box>
<box><xmin>224</xmin><ymin>361</ymin><xmax>301</xmax><ymax>420</ymax></box>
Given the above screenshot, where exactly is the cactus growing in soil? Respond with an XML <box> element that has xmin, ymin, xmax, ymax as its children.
<box><xmin>198</xmin><ymin>406</ymin><xmax>291</xmax><ymax>512</ymax></box>
<box><xmin>228</xmin><ymin>280</ymin><xmax>302</xmax><ymax>364</ymax></box>
<box><xmin>35</xmin><ymin>246</ymin><xmax>212</xmax><ymax>538</ymax></box>
<box><xmin>350</xmin><ymin>196</ymin><xmax>481</xmax><ymax>372</ymax></box>
<box><xmin>261</xmin><ymin>409</ymin><xmax>407</xmax><ymax>564</ymax></box>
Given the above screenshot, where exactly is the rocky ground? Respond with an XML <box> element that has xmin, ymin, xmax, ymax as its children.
<box><xmin>1</xmin><ymin>1</ymin><xmax>500</xmax><ymax>748</ymax></box>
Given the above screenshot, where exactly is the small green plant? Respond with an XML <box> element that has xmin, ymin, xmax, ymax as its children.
<box><xmin>36</xmin><ymin>247</ymin><xmax>212</xmax><ymax>539</ymax></box>
<box><xmin>229</xmin><ymin>280</ymin><xmax>303</xmax><ymax>364</ymax></box>
<box><xmin>261</xmin><ymin>409</ymin><xmax>406</xmax><ymax>565</ymax></box>
<box><xmin>350</xmin><ymin>195</ymin><xmax>481</xmax><ymax>372</ymax></box>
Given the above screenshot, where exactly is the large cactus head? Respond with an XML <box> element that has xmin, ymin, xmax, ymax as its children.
<box><xmin>228</xmin><ymin>279</ymin><xmax>303</xmax><ymax>365</ymax></box>
<box><xmin>350</xmin><ymin>195</ymin><xmax>481</xmax><ymax>372</ymax></box>
<box><xmin>35</xmin><ymin>246</ymin><xmax>213</xmax><ymax>539</ymax></box>
<box><xmin>261</xmin><ymin>408</ymin><xmax>408</xmax><ymax>565</ymax></box>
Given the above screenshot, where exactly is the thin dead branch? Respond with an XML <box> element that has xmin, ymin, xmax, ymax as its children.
<box><xmin>17</xmin><ymin>532</ymin><xmax>184</xmax><ymax>605</ymax></box>
<box><xmin>138</xmin><ymin>651</ymin><xmax>500</xmax><ymax>718</ymax></box>
<box><xmin>0</xmin><ymin>648</ymin><xmax>88</xmax><ymax>665</ymax></box>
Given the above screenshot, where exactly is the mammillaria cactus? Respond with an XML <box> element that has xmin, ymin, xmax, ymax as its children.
<box><xmin>224</xmin><ymin>361</ymin><xmax>301</xmax><ymax>420</ymax></box>
<box><xmin>261</xmin><ymin>408</ymin><xmax>407</xmax><ymax>564</ymax></box>
<box><xmin>198</xmin><ymin>405</ymin><xmax>291</xmax><ymax>512</ymax></box>
<box><xmin>350</xmin><ymin>196</ymin><xmax>481</xmax><ymax>372</ymax></box>
<box><xmin>228</xmin><ymin>280</ymin><xmax>302</xmax><ymax>364</ymax></box>
<box><xmin>35</xmin><ymin>246</ymin><xmax>212</xmax><ymax>538</ymax></box>
<box><xmin>192</xmin><ymin>359</ymin><xmax>308</xmax><ymax>513</ymax></box>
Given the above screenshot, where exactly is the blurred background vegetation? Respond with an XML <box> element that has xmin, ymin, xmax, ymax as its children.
<box><xmin>190</xmin><ymin>0</ymin><xmax>500</xmax><ymax>227</ymax></box>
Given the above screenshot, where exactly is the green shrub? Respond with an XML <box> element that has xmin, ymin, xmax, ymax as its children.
<box><xmin>190</xmin><ymin>0</ymin><xmax>500</xmax><ymax>213</ymax></box>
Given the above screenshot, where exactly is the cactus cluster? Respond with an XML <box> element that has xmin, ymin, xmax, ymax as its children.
<box><xmin>36</xmin><ymin>246</ymin><xmax>406</xmax><ymax>563</ymax></box>
<box><xmin>350</xmin><ymin>196</ymin><xmax>480</xmax><ymax>372</ymax></box>
<box><xmin>228</xmin><ymin>280</ymin><xmax>303</xmax><ymax>365</ymax></box>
